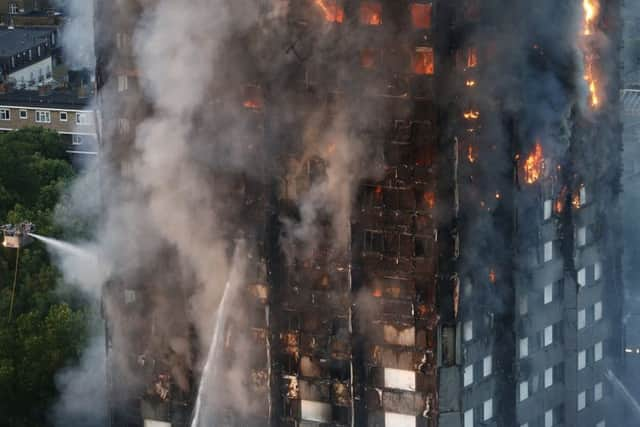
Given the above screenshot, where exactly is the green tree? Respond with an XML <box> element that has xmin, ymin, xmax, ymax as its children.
<box><xmin>0</xmin><ymin>128</ymin><xmax>90</xmax><ymax>427</ymax></box>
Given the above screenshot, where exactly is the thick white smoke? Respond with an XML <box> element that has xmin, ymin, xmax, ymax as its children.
<box><xmin>53</xmin><ymin>0</ymin><xmax>95</xmax><ymax>70</ymax></box>
<box><xmin>52</xmin><ymin>335</ymin><xmax>107</xmax><ymax>427</ymax></box>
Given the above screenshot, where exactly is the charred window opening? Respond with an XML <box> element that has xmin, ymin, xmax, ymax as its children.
<box><xmin>418</xmin><ymin>190</ymin><xmax>436</xmax><ymax>211</ymax></box>
<box><xmin>364</xmin><ymin>230</ymin><xmax>384</xmax><ymax>253</ymax></box>
<box><xmin>410</xmin><ymin>3</ymin><xmax>432</xmax><ymax>29</ymax></box>
<box><xmin>464</xmin><ymin>0</ymin><xmax>481</xmax><ymax>20</ymax></box>
<box><xmin>360</xmin><ymin>1</ymin><xmax>383</xmax><ymax>26</ymax></box>
<box><xmin>456</xmin><ymin>47</ymin><xmax>478</xmax><ymax>71</ymax></box>
<box><xmin>412</xmin><ymin>47</ymin><xmax>435</xmax><ymax>75</ymax></box>
<box><xmin>242</xmin><ymin>84</ymin><xmax>263</xmax><ymax>110</ymax></box>
<box><xmin>361</xmin><ymin>48</ymin><xmax>380</xmax><ymax>69</ymax></box>
<box><xmin>359</xmin><ymin>185</ymin><xmax>384</xmax><ymax>208</ymax></box>
<box><xmin>415</xmin><ymin>144</ymin><xmax>435</xmax><ymax>168</ymax></box>
<box><xmin>414</xmin><ymin>235</ymin><xmax>432</xmax><ymax>257</ymax></box>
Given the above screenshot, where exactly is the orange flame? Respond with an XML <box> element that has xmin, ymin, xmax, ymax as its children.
<box><xmin>243</xmin><ymin>100</ymin><xmax>261</xmax><ymax>110</ymax></box>
<box><xmin>572</xmin><ymin>186</ymin><xmax>584</xmax><ymax>209</ymax></box>
<box><xmin>360</xmin><ymin>2</ymin><xmax>382</xmax><ymax>26</ymax></box>
<box><xmin>583</xmin><ymin>0</ymin><xmax>599</xmax><ymax>36</ymax></box>
<box><xmin>582</xmin><ymin>0</ymin><xmax>601</xmax><ymax>109</ymax></box>
<box><xmin>555</xmin><ymin>187</ymin><xmax>567</xmax><ymax>214</ymax></box>
<box><xmin>466</xmin><ymin>79</ymin><xmax>476</xmax><ymax>87</ymax></box>
<box><xmin>424</xmin><ymin>191</ymin><xmax>436</xmax><ymax>209</ymax></box>
<box><xmin>463</xmin><ymin>110</ymin><xmax>480</xmax><ymax>120</ymax></box>
<box><xmin>467</xmin><ymin>47</ymin><xmax>478</xmax><ymax>68</ymax></box>
<box><xmin>467</xmin><ymin>145</ymin><xmax>477</xmax><ymax>163</ymax></box>
<box><xmin>314</xmin><ymin>0</ymin><xmax>344</xmax><ymax>23</ymax></box>
<box><xmin>584</xmin><ymin>58</ymin><xmax>600</xmax><ymax>108</ymax></box>
<box><xmin>413</xmin><ymin>47</ymin><xmax>435</xmax><ymax>75</ymax></box>
<box><xmin>523</xmin><ymin>143</ymin><xmax>544</xmax><ymax>184</ymax></box>
<box><xmin>372</xmin><ymin>288</ymin><xmax>383</xmax><ymax>298</ymax></box>
<box><xmin>489</xmin><ymin>268</ymin><xmax>497</xmax><ymax>284</ymax></box>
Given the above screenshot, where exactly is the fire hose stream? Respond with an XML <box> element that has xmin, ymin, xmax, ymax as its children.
<box><xmin>8</xmin><ymin>247</ymin><xmax>19</xmax><ymax>322</ymax></box>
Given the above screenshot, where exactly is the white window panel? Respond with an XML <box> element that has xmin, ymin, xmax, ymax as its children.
<box><xmin>520</xmin><ymin>294</ymin><xmax>528</xmax><ymax>315</ymax></box>
<box><xmin>519</xmin><ymin>381</ymin><xmax>529</xmax><ymax>401</ymax></box>
<box><xmin>118</xmin><ymin>75</ymin><xmax>128</xmax><ymax>92</ymax></box>
<box><xmin>580</xmin><ymin>185</ymin><xmax>587</xmax><ymax>206</ymax></box>
<box><xmin>595</xmin><ymin>341</ymin><xmax>603</xmax><ymax>361</ymax></box>
<box><xmin>385</xmin><ymin>412</ymin><xmax>416</xmax><ymax>427</ymax></box>
<box><xmin>144</xmin><ymin>421</ymin><xmax>171</xmax><ymax>427</ymax></box>
<box><xmin>521</xmin><ymin>424</ymin><xmax>529</xmax><ymax>427</ymax></box>
<box><xmin>544</xmin><ymin>241</ymin><xmax>553</xmax><ymax>262</ymax></box>
<box><xmin>578</xmin><ymin>350</ymin><xmax>586</xmax><ymax>370</ymax></box>
<box><xmin>0</xmin><ymin>109</ymin><xmax>10</xmax><ymax>120</ymax></box>
<box><xmin>464</xmin><ymin>364</ymin><xmax>474</xmax><ymax>387</ymax></box>
<box><xmin>544</xmin><ymin>367</ymin><xmax>553</xmax><ymax>388</ymax></box>
<box><xmin>19</xmin><ymin>109</ymin><xmax>27</xmax><ymax>119</ymax></box>
<box><xmin>384</xmin><ymin>368</ymin><xmax>416</xmax><ymax>391</ymax></box>
<box><xmin>578</xmin><ymin>309</ymin><xmax>586</xmax><ymax>330</ymax></box>
<box><xmin>545</xmin><ymin>409</ymin><xmax>553</xmax><ymax>427</ymax></box>
<box><xmin>463</xmin><ymin>320</ymin><xmax>473</xmax><ymax>342</ymax></box>
<box><xmin>577</xmin><ymin>226</ymin><xmax>587</xmax><ymax>247</ymax></box>
<box><xmin>464</xmin><ymin>409</ymin><xmax>473</xmax><ymax>427</ymax></box>
<box><xmin>578</xmin><ymin>268</ymin><xmax>586</xmax><ymax>287</ymax></box>
<box><xmin>594</xmin><ymin>301</ymin><xmax>603</xmax><ymax>321</ymax></box>
<box><xmin>483</xmin><ymin>355</ymin><xmax>492</xmax><ymax>377</ymax></box>
<box><xmin>578</xmin><ymin>391</ymin><xmax>586</xmax><ymax>411</ymax></box>
<box><xmin>300</xmin><ymin>400</ymin><xmax>332</xmax><ymax>423</ymax></box>
<box><xmin>520</xmin><ymin>337</ymin><xmax>529</xmax><ymax>358</ymax></box>
<box><xmin>483</xmin><ymin>398</ymin><xmax>493</xmax><ymax>421</ymax></box>
<box><xmin>594</xmin><ymin>262</ymin><xmax>602</xmax><ymax>281</ymax></box>
<box><xmin>124</xmin><ymin>289</ymin><xmax>136</xmax><ymax>304</ymax></box>
<box><xmin>544</xmin><ymin>283</ymin><xmax>553</xmax><ymax>304</ymax></box>
<box><xmin>544</xmin><ymin>325</ymin><xmax>553</xmax><ymax>347</ymax></box>
<box><xmin>596</xmin><ymin>420</ymin><xmax>606</xmax><ymax>427</ymax></box>
<box><xmin>544</xmin><ymin>199</ymin><xmax>552</xmax><ymax>220</ymax></box>
<box><xmin>594</xmin><ymin>382</ymin><xmax>603</xmax><ymax>401</ymax></box>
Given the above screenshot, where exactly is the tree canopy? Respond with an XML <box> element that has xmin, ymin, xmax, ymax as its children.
<box><xmin>0</xmin><ymin>128</ymin><xmax>90</xmax><ymax>427</ymax></box>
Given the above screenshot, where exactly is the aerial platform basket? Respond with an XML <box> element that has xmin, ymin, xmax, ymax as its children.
<box><xmin>1</xmin><ymin>223</ymin><xmax>35</xmax><ymax>249</ymax></box>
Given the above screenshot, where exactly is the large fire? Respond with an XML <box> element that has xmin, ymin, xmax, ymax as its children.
<box><xmin>583</xmin><ymin>0</ymin><xmax>599</xmax><ymax>36</ymax></box>
<box><xmin>582</xmin><ymin>0</ymin><xmax>601</xmax><ymax>109</ymax></box>
<box><xmin>314</xmin><ymin>0</ymin><xmax>344</xmax><ymax>23</ymax></box>
<box><xmin>523</xmin><ymin>143</ymin><xmax>544</xmax><ymax>184</ymax></box>
<box><xmin>584</xmin><ymin>56</ymin><xmax>600</xmax><ymax>108</ymax></box>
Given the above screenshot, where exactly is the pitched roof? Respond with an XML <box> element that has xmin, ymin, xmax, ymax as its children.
<box><xmin>0</xmin><ymin>27</ymin><xmax>54</xmax><ymax>58</ymax></box>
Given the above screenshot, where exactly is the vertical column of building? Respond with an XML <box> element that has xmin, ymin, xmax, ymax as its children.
<box><xmin>348</xmin><ymin>3</ymin><xmax>445</xmax><ymax>427</ymax></box>
<box><xmin>567</xmin><ymin>1</ymin><xmax>623</xmax><ymax>426</ymax></box>
<box><xmin>447</xmin><ymin>1</ymin><xmax>517</xmax><ymax>427</ymax></box>
<box><xmin>211</xmin><ymin>88</ymin><xmax>271</xmax><ymax>426</ymax></box>
<box><xmin>96</xmin><ymin>2</ymin><xmax>184</xmax><ymax>426</ymax></box>
<box><xmin>265</xmin><ymin>3</ymin><xmax>355</xmax><ymax>423</ymax></box>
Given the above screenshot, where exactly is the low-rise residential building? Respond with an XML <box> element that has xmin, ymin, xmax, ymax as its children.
<box><xmin>0</xmin><ymin>89</ymin><xmax>96</xmax><ymax>155</ymax></box>
<box><xmin>0</xmin><ymin>27</ymin><xmax>57</xmax><ymax>89</ymax></box>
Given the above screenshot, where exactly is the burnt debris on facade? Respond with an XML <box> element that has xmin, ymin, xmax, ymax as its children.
<box><xmin>94</xmin><ymin>1</ymin><xmax>623</xmax><ymax>427</ymax></box>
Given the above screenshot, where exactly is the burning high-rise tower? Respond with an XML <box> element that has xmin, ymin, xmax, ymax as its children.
<box><xmin>93</xmin><ymin>1</ymin><xmax>624</xmax><ymax>426</ymax></box>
